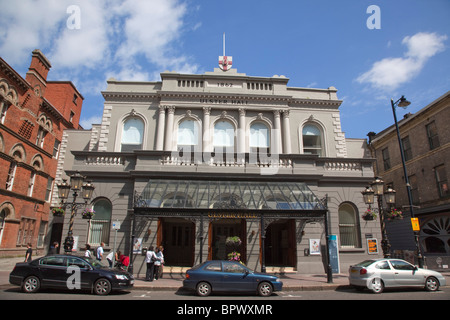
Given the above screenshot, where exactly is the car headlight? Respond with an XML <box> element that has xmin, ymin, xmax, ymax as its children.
<box><xmin>115</xmin><ymin>274</ymin><xmax>128</xmax><ymax>280</ymax></box>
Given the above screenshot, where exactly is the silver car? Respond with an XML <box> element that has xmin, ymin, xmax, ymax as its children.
<box><xmin>348</xmin><ymin>258</ymin><xmax>446</xmax><ymax>293</ymax></box>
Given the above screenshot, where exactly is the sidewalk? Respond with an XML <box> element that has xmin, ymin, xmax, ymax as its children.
<box><xmin>1</xmin><ymin>256</ymin><xmax>448</xmax><ymax>292</ymax></box>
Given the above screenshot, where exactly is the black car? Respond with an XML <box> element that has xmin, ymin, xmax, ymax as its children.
<box><xmin>9</xmin><ymin>254</ymin><xmax>134</xmax><ymax>295</ymax></box>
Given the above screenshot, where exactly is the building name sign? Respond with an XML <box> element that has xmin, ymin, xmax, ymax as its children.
<box><xmin>208</xmin><ymin>212</ymin><xmax>258</xmax><ymax>219</ymax></box>
<box><xmin>199</xmin><ymin>98</ymin><xmax>248</xmax><ymax>105</ymax></box>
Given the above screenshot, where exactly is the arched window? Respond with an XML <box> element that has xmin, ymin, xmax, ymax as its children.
<box><xmin>213</xmin><ymin>120</ymin><xmax>235</xmax><ymax>164</ymax></box>
<box><xmin>421</xmin><ymin>216</ymin><xmax>450</xmax><ymax>254</ymax></box>
<box><xmin>250</xmin><ymin>122</ymin><xmax>270</xmax><ymax>151</ymax></box>
<box><xmin>302</xmin><ymin>124</ymin><xmax>323</xmax><ymax>156</ymax></box>
<box><xmin>213</xmin><ymin>121</ymin><xmax>235</xmax><ymax>148</ymax></box>
<box><xmin>88</xmin><ymin>198</ymin><xmax>112</xmax><ymax>246</ymax></box>
<box><xmin>338</xmin><ymin>203</ymin><xmax>361</xmax><ymax>248</ymax></box>
<box><xmin>121</xmin><ymin>117</ymin><xmax>144</xmax><ymax>151</ymax></box>
<box><xmin>177</xmin><ymin>119</ymin><xmax>198</xmax><ymax>146</ymax></box>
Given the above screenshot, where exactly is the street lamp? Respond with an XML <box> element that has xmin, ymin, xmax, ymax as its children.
<box><xmin>391</xmin><ymin>96</ymin><xmax>424</xmax><ymax>267</ymax></box>
<box><xmin>56</xmin><ymin>171</ymin><xmax>95</xmax><ymax>253</ymax></box>
<box><xmin>362</xmin><ymin>177</ymin><xmax>396</xmax><ymax>258</ymax></box>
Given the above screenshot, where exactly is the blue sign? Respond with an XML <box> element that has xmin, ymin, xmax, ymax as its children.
<box><xmin>328</xmin><ymin>235</ymin><xmax>340</xmax><ymax>273</ymax></box>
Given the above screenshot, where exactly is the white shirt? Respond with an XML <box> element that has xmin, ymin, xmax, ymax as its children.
<box><xmin>145</xmin><ymin>250</ymin><xmax>156</xmax><ymax>263</ymax></box>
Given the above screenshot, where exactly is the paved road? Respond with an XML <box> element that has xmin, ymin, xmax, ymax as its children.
<box><xmin>1</xmin><ymin>285</ymin><xmax>449</xmax><ymax>300</ymax></box>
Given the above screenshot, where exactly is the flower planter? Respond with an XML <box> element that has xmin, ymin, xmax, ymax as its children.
<box><xmin>52</xmin><ymin>208</ymin><xmax>65</xmax><ymax>217</ymax></box>
<box><xmin>386</xmin><ymin>209</ymin><xmax>403</xmax><ymax>220</ymax></box>
<box><xmin>81</xmin><ymin>208</ymin><xmax>95</xmax><ymax>220</ymax></box>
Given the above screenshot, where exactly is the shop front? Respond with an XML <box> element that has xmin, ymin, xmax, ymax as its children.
<box><xmin>131</xmin><ymin>179</ymin><xmax>328</xmax><ymax>273</ymax></box>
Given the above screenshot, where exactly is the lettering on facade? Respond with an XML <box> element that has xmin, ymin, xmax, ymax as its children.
<box><xmin>208</xmin><ymin>212</ymin><xmax>258</xmax><ymax>219</ymax></box>
<box><xmin>199</xmin><ymin>98</ymin><xmax>248</xmax><ymax>105</ymax></box>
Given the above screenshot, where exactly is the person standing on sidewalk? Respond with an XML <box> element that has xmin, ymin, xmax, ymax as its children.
<box><xmin>24</xmin><ymin>243</ymin><xmax>32</xmax><ymax>262</ymax></box>
<box><xmin>154</xmin><ymin>247</ymin><xmax>164</xmax><ymax>280</ymax></box>
<box><xmin>145</xmin><ymin>246</ymin><xmax>157</xmax><ymax>281</ymax></box>
<box><xmin>96</xmin><ymin>242</ymin><xmax>104</xmax><ymax>261</ymax></box>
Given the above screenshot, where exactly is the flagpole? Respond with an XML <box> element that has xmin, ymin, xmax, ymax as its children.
<box><xmin>223</xmin><ymin>32</ymin><xmax>226</xmax><ymax>56</ymax></box>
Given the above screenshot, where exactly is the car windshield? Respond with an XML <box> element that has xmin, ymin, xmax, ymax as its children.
<box><xmin>354</xmin><ymin>260</ymin><xmax>376</xmax><ymax>267</ymax></box>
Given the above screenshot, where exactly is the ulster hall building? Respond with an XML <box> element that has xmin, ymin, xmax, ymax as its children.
<box><xmin>53</xmin><ymin>60</ymin><xmax>379</xmax><ymax>275</ymax></box>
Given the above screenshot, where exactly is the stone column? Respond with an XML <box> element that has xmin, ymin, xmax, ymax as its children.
<box><xmin>155</xmin><ymin>105</ymin><xmax>166</xmax><ymax>150</ymax></box>
<box><xmin>164</xmin><ymin>106</ymin><xmax>175</xmax><ymax>151</ymax></box>
<box><xmin>273</xmin><ymin>110</ymin><xmax>282</xmax><ymax>154</ymax></box>
<box><xmin>238</xmin><ymin>108</ymin><xmax>246</xmax><ymax>154</ymax></box>
<box><xmin>282</xmin><ymin>110</ymin><xmax>292</xmax><ymax>154</ymax></box>
<box><xmin>202</xmin><ymin>107</ymin><xmax>211</xmax><ymax>153</ymax></box>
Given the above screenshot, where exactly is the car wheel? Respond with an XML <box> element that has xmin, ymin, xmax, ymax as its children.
<box><xmin>94</xmin><ymin>278</ymin><xmax>112</xmax><ymax>295</ymax></box>
<box><xmin>369</xmin><ymin>278</ymin><xmax>384</xmax><ymax>294</ymax></box>
<box><xmin>258</xmin><ymin>281</ymin><xmax>273</xmax><ymax>297</ymax></box>
<box><xmin>22</xmin><ymin>275</ymin><xmax>40</xmax><ymax>293</ymax></box>
<box><xmin>196</xmin><ymin>281</ymin><xmax>211</xmax><ymax>297</ymax></box>
<box><xmin>425</xmin><ymin>276</ymin><xmax>440</xmax><ymax>292</ymax></box>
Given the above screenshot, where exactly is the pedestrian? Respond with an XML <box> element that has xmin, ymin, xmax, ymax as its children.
<box><xmin>106</xmin><ymin>251</ymin><xmax>114</xmax><ymax>267</ymax></box>
<box><xmin>48</xmin><ymin>242</ymin><xmax>59</xmax><ymax>255</ymax></box>
<box><xmin>96</xmin><ymin>242</ymin><xmax>104</xmax><ymax>261</ymax></box>
<box><xmin>24</xmin><ymin>243</ymin><xmax>32</xmax><ymax>262</ymax></box>
<box><xmin>156</xmin><ymin>246</ymin><xmax>165</xmax><ymax>279</ymax></box>
<box><xmin>145</xmin><ymin>246</ymin><xmax>157</xmax><ymax>281</ymax></box>
<box><xmin>84</xmin><ymin>244</ymin><xmax>92</xmax><ymax>258</ymax></box>
<box><xmin>154</xmin><ymin>247</ymin><xmax>161</xmax><ymax>280</ymax></box>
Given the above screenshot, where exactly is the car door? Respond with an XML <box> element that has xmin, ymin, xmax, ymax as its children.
<box><xmin>66</xmin><ymin>256</ymin><xmax>92</xmax><ymax>290</ymax></box>
<box><xmin>389</xmin><ymin>260</ymin><xmax>424</xmax><ymax>286</ymax></box>
<box><xmin>221</xmin><ymin>261</ymin><xmax>254</xmax><ymax>292</ymax></box>
<box><xmin>373</xmin><ymin>260</ymin><xmax>396</xmax><ymax>287</ymax></box>
<box><xmin>38</xmin><ymin>256</ymin><xmax>68</xmax><ymax>288</ymax></box>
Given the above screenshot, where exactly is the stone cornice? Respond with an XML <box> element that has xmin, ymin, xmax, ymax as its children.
<box><xmin>101</xmin><ymin>90</ymin><xmax>342</xmax><ymax>108</ymax></box>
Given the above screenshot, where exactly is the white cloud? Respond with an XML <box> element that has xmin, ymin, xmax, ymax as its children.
<box><xmin>356</xmin><ymin>32</ymin><xmax>447</xmax><ymax>91</ymax></box>
<box><xmin>0</xmin><ymin>0</ymin><xmax>198</xmax><ymax>79</ymax></box>
<box><xmin>80</xmin><ymin>115</ymin><xmax>103</xmax><ymax>129</ymax></box>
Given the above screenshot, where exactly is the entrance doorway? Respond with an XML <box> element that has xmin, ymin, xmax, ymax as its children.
<box><xmin>264</xmin><ymin>219</ymin><xmax>296</xmax><ymax>267</ymax></box>
<box><xmin>160</xmin><ymin>218</ymin><xmax>195</xmax><ymax>266</ymax></box>
<box><xmin>209</xmin><ymin>219</ymin><xmax>246</xmax><ymax>263</ymax></box>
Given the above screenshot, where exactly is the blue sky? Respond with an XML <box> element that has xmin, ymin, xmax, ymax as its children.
<box><xmin>1</xmin><ymin>0</ymin><xmax>449</xmax><ymax>139</ymax></box>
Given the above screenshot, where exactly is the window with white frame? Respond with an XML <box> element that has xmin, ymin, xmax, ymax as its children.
<box><xmin>88</xmin><ymin>198</ymin><xmax>112</xmax><ymax>246</ymax></box>
<box><xmin>177</xmin><ymin>119</ymin><xmax>199</xmax><ymax>162</ymax></box>
<box><xmin>250</xmin><ymin>122</ymin><xmax>270</xmax><ymax>151</ymax></box>
<box><xmin>213</xmin><ymin>121</ymin><xmax>235</xmax><ymax>163</ymax></box>
<box><xmin>214</xmin><ymin>121</ymin><xmax>235</xmax><ymax>148</ymax></box>
<box><xmin>121</xmin><ymin>117</ymin><xmax>144</xmax><ymax>151</ymax></box>
<box><xmin>302</xmin><ymin>124</ymin><xmax>322</xmax><ymax>156</ymax></box>
<box><xmin>338</xmin><ymin>203</ymin><xmax>361</xmax><ymax>248</ymax></box>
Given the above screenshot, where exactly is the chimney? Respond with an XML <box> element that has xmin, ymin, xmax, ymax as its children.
<box><xmin>26</xmin><ymin>49</ymin><xmax>52</xmax><ymax>84</ymax></box>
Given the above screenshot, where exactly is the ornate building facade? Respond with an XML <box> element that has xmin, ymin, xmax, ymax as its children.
<box><xmin>55</xmin><ymin>65</ymin><xmax>378</xmax><ymax>274</ymax></box>
<box><xmin>0</xmin><ymin>50</ymin><xmax>83</xmax><ymax>257</ymax></box>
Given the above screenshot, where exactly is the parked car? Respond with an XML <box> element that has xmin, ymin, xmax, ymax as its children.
<box><xmin>183</xmin><ymin>260</ymin><xmax>283</xmax><ymax>297</ymax></box>
<box><xmin>9</xmin><ymin>254</ymin><xmax>134</xmax><ymax>295</ymax></box>
<box><xmin>348</xmin><ymin>258</ymin><xmax>446</xmax><ymax>293</ymax></box>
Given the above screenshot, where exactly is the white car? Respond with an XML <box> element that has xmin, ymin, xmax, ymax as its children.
<box><xmin>348</xmin><ymin>258</ymin><xmax>446</xmax><ymax>293</ymax></box>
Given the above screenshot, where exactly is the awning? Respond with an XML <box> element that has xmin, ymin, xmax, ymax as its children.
<box><xmin>134</xmin><ymin>179</ymin><xmax>326</xmax><ymax>212</ymax></box>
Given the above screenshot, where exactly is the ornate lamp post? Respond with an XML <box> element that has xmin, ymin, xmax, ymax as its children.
<box><xmin>390</xmin><ymin>96</ymin><xmax>424</xmax><ymax>267</ymax></box>
<box><xmin>57</xmin><ymin>171</ymin><xmax>95</xmax><ymax>253</ymax></box>
<box><xmin>362</xmin><ymin>177</ymin><xmax>396</xmax><ymax>258</ymax></box>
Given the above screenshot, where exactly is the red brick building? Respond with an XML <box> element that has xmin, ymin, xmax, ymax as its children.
<box><xmin>0</xmin><ymin>50</ymin><xmax>83</xmax><ymax>257</ymax></box>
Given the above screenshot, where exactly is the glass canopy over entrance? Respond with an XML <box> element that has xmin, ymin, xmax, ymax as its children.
<box><xmin>135</xmin><ymin>179</ymin><xmax>326</xmax><ymax>212</ymax></box>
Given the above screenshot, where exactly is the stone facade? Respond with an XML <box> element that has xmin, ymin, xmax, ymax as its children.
<box><xmin>54</xmin><ymin>67</ymin><xmax>380</xmax><ymax>274</ymax></box>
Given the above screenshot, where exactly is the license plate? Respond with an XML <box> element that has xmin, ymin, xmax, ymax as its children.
<box><xmin>351</xmin><ymin>269</ymin><xmax>358</xmax><ymax>273</ymax></box>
